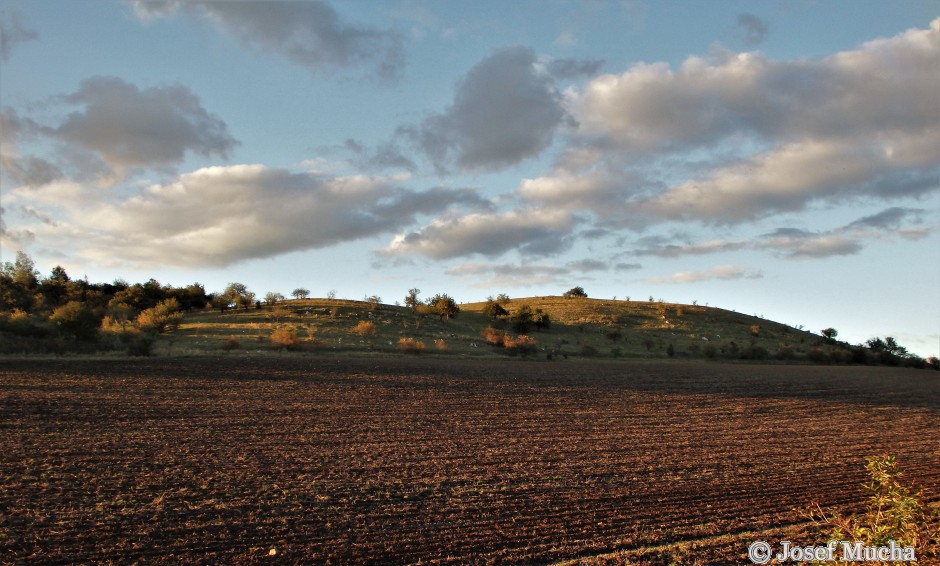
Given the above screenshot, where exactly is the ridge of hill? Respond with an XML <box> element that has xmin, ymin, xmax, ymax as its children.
<box><xmin>166</xmin><ymin>295</ymin><xmax>851</xmax><ymax>363</ymax></box>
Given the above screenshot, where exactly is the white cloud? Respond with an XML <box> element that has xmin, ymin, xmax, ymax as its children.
<box><xmin>656</xmin><ymin>264</ymin><xmax>763</xmax><ymax>284</ymax></box>
<box><xmin>446</xmin><ymin>257</ymin><xmax>617</xmax><ymax>289</ymax></box>
<box><xmin>523</xmin><ymin>19</ymin><xmax>940</xmax><ymax>227</ymax></box>
<box><xmin>385</xmin><ymin>208</ymin><xmax>576</xmax><ymax>260</ymax></box>
<box><xmin>6</xmin><ymin>164</ymin><xmax>488</xmax><ymax>268</ymax></box>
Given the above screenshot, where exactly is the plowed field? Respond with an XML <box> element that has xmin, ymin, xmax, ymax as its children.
<box><xmin>1</xmin><ymin>358</ymin><xmax>937</xmax><ymax>564</ymax></box>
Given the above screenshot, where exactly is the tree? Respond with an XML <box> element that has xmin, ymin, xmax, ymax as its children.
<box><xmin>366</xmin><ymin>295</ymin><xmax>382</xmax><ymax>310</ymax></box>
<box><xmin>264</xmin><ymin>292</ymin><xmax>285</xmax><ymax>306</ymax></box>
<box><xmin>511</xmin><ymin>305</ymin><xmax>533</xmax><ymax>333</ymax></box>
<box><xmin>427</xmin><ymin>293</ymin><xmax>459</xmax><ymax>320</ymax></box>
<box><xmin>563</xmin><ymin>286</ymin><xmax>588</xmax><ymax>299</ymax></box>
<box><xmin>136</xmin><ymin>298</ymin><xmax>183</xmax><ymax>334</ymax></box>
<box><xmin>482</xmin><ymin>299</ymin><xmax>508</xmax><ymax>320</ymax></box>
<box><xmin>291</xmin><ymin>288</ymin><xmax>310</xmax><ymax>300</ymax></box>
<box><xmin>50</xmin><ymin>301</ymin><xmax>100</xmax><ymax>341</ymax></box>
<box><xmin>496</xmin><ymin>293</ymin><xmax>511</xmax><ymax>305</ymax></box>
<box><xmin>821</xmin><ymin>328</ymin><xmax>838</xmax><ymax>341</ymax></box>
<box><xmin>405</xmin><ymin>288</ymin><xmax>421</xmax><ymax>311</ymax></box>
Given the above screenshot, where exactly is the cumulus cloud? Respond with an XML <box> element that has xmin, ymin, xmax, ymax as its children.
<box><xmin>736</xmin><ymin>13</ymin><xmax>768</xmax><ymax>46</ymax></box>
<box><xmin>6</xmin><ymin>164</ymin><xmax>489</xmax><ymax>268</ymax></box>
<box><xmin>529</xmin><ymin>19</ymin><xmax>940</xmax><ymax>226</ymax></box>
<box><xmin>343</xmin><ymin>138</ymin><xmax>416</xmax><ymax>173</ymax></box>
<box><xmin>2</xmin><ymin>77</ymin><xmax>237</xmax><ymax>186</ymax></box>
<box><xmin>130</xmin><ymin>0</ymin><xmax>404</xmax><ymax>80</ymax></box>
<box><xmin>385</xmin><ymin>208</ymin><xmax>576</xmax><ymax>259</ymax></box>
<box><xmin>52</xmin><ymin>76</ymin><xmax>237</xmax><ymax>182</ymax></box>
<box><xmin>545</xmin><ymin>57</ymin><xmax>605</xmax><ymax>80</ymax></box>
<box><xmin>656</xmin><ymin>265</ymin><xmax>763</xmax><ymax>284</ymax></box>
<box><xmin>0</xmin><ymin>8</ymin><xmax>38</xmax><ymax>60</ymax></box>
<box><xmin>400</xmin><ymin>46</ymin><xmax>571</xmax><ymax>172</ymax></box>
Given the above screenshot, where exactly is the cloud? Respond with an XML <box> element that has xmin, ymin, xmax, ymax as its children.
<box><xmin>130</xmin><ymin>0</ymin><xmax>404</xmax><ymax>80</ymax></box>
<box><xmin>399</xmin><ymin>46</ymin><xmax>571</xmax><ymax>172</ymax></box>
<box><xmin>385</xmin><ymin>208</ymin><xmax>576</xmax><ymax>259</ymax></box>
<box><xmin>5</xmin><ymin>77</ymin><xmax>237</xmax><ymax>185</ymax></box>
<box><xmin>758</xmin><ymin>230</ymin><xmax>864</xmax><ymax>259</ymax></box>
<box><xmin>343</xmin><ymin>138</ymin><xmax>416</xmax><ymax>173</ymax></box>
<box><xmin>657</xmin><ymin>265</ymin><xmax>763</xmax><ymax>284</ymax></box>
<box><xmin>7</xmin><ymin>164</ymin><xmax>488</xmax><ymax>268</ymax></box>
<box><xmin>844</xmin><ymin>207</ymin><xmax>925</xmax><ymax>230</ymax></box>
<box><xmin>534</xmin><ymin>19</ymin><xmax>940</xmax><ymax>226</ymax></box>
<box><xmin>736</xmin><ymin>13</ymin><xmax>768</xmax><ymax>46</ymax></box>
<box><xmin>545</xmin><ymin>57</ymin><xmax>605</xmax><ymax>80</ymax></box>
<box><xmin>633</xmin><ymin>238</ymin><xmax>748</xmax><ymax>258</ymax></box>
<box><xmin>0</xmin><ymin>8</ymin><xmax>38</xmax><ymax>60</ymax></box>
<box><xmin>446</xmin><ymin>257</ymin><xmax>619</xmax><ymax>289</ymax></box>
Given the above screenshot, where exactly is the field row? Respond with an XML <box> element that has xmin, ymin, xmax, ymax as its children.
<box><xmin>2</xmin><ymin>358</ymin><xmax>938</xmax><ymax>563</ymax></box>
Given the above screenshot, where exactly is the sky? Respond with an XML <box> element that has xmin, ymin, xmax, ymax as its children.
<box><xmin>1</xmin><ymin>0</ymin><xmax>938</xmax><ymax>357</ymax></box>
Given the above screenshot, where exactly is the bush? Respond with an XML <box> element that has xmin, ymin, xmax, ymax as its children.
<box><xmin>434</xmin><ymin>338</ymin><xmax>448</xmax><ymax>350</ymax></box>
<box><xmin>808</xmin><ymin>455</ymin><xmax>938</xmax><ymax>561</ymax></box>
<box><xmin>563</xmin><ymin>286</ymin><xmax>588</xmax><ymax>299</ymax></box>
<box><xmin>398</xmin><ymin>337</ymin><xmax>425</xmax><ymax>354</ymax></box>
<box><xmin>136</xmin><ymin>298</ymin><xmax>183</xmax><ymax>334</ymax></box>
<box><xmin>271</xmin><ymin>326</ymin><xmax>300</xmax><ymax>350</ymax></box>
<box><xmin>353</xmin><ymin>320</ymin><xmax>376</xmax><ymax>337</ymax></box>
<box><xmin>50</xmin><ymin>301</ymin><xmax>100</xmax><ymax>341</ymax></box>
<box><xmin>739</xmin><ymin>345</ymin><xmax>769</xmax><ymax>360</ymax></box>
<box><xmin>482</xmin><ymin>327</ymin><xmax>506</xmax><ymax>347</ymax></box>
<box><xmin>776</xmin><ymin>345</ymin><xmax>795</xmax><ymax>360</ymax></box>
<box><xmin>580</xmin><ymin>344</ymin><xmax>598</xmax><ymax>357</ymax></box>
<box><xmin>503</xmin><ymin>334</ymin><xmax>537</xmax><ymax>356</ymax></box>
<box><xmin>807</xmin><ymin>348</ymin><xmax>830</xmax><ymax>364</ymax></box>
<box><xmin>127</xmin><ymin>334</ymin><xmax>155</xmax><ymax>356</ymax></box>
<box><xmin>703</xmin><ymin>345</ymin><xmax>717</xmax><ymax>359</ymax></box>
<box><xmin>222</xmin><ymin>338</ymin><xmax>241</xmax><ymax>351</ymax></box>
<box><xmin>750</xmin><ymin>324</ymin><xmax>761</xmax><ymax>337</ymax></box>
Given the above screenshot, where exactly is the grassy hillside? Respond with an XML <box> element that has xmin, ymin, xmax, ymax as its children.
<box><xmin>158</xmin><ymin>296</ymin><xmax>845</xmax><ymax>363</ymax></box>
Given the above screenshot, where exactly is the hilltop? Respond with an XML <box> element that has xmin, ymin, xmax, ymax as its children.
<box><xmin>159</xmin><ymin>295</ymin><xmax>863</xmax><ymax>364</ymax></box>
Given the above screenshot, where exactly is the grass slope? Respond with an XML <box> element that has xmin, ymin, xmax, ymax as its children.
<box><xmin>159</xmin><ymin>297</ymin><xmax>837</xmax><ymax>362</ymax></box>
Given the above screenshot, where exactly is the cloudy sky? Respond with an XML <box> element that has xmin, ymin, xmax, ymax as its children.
<box><xmin>1</xmin><ymin>0</ymin><xmax>938</xmax><ymax>356</ymax></box>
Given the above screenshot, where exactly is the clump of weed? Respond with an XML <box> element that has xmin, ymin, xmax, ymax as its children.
<box><xmin>398</xmin><ymin>337</ymin><xmax>425</xmax><ymax>354</ymax></box>
<box><xmin>353</xmin><ymin>320</ymin><xmax>376</xmax><ymax>337</ymax></box>
<box><xmin>807</xmin><ymin>455</ymin><xmax>939</xmax><ymax>562</ymax></box>
<box><xmin>271</xmin><ymin>326</ymin><xmax>300</xmax><ymax>350</ymax></box>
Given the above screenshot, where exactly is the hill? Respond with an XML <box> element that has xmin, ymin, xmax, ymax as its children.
<box><xmin>160</xmin><ymin>296</ymin><xmax>856</xmax><ymax>363</ymax></box>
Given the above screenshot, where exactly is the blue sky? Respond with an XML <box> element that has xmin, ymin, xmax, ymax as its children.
<box><xmin>1</xmin><ymin>0</ymin><xmax>938</xmax><ymax>357</ymax></box>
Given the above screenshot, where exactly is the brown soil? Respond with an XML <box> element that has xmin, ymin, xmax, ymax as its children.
<box><xmin>1</xmin><ymin>357</ymin><xmax>937</xmax><ymax>564</ymax></box>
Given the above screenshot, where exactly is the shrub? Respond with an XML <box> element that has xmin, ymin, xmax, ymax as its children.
<box><xmin>482</xmin><ymin>300</ymin><xmax>509</xmax><ymax>320</ymax></box>
<box><xmin>750</xmin><ymin>324</ymin><xmax>761</xmax><ymax>337</ymax></box>
<box><xmin>271</xmin><ymin>326</ymin><xmax>300</xmax><ymax>350</ymax></box>
<box><xmin>776</xmin><ymin>345</ymin><xmax>795</xmax><ymax>360</ymax></box>
<box><xmin>398</xmin><ymin>337</ymin><xmax>425</xmax><ymax>354</ymax></box>
<box><xmin>137</xmin><ymin>298</ymin><xmax>183</xmax><ymax>334</ymax></box>
<box><xmin>503</xmin><ymin>334</ymin><xmax>537</xmax><ymax>356</ymax></box>
<box><xmin>434</xmin><ymin>338</ymin><xmax>448</xmax><ymax>350</ymax></box>
<box><xmin>127</xmin><ymin>334</ymin><xmax>155</xmax><ymax>356</ymax></box>
<box><xmin>703</xmin><ymin>345</ymin><xmax>717</xmax><ymax>359</ymax></box>
<box><xmin>482</xmin><ymin>327</ymin><xmax>506</xmax><ymax>347</ymax></box>
<box><xmin>580</xmin><ymin>344</ymin><xmax>598</xmax><ymax>357</ymax></box>
<box><xmin>605</xmin><ymin>330</ymin><xmax>622</xmax><ymax>342</ymax></box>
<box><xmin>563</xmin><ymin>286</ymin><xmax>588</xmax><ymax>299</ymax></box>
<box><xmin>739</xmin><ymin>345</ymin><xmax>769</xmax><ymax>360</ymax></box>
<box><xmin>666</xmin><ymin>343</ymin><xmax>675</xmax><ymax>357</ymax></box>
<box><xmin>50</xmin><ymin>301</ymin><xmax>100</xmax><ymax>341</ymax></box>
<box><xmin>222</xmin><ymin>338</ymin><xmax>241</xmax><ymax>351</ymax></box>
<box><xmin>807</xmin><ymin>348</ymin><xmax>830</xmax><ymax>364</ymax></box>
<box><xmin>808</xmin><ymin>455</ymin><xmax>938</xmax><ymax>560</ymax></box>
<box><xmin>353</xmin><ymin>320</ymin><xmax>376</xmax><ymax>337</ymax></box>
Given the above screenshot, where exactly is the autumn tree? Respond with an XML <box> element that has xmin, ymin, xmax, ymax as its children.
<box><xmin>563</xmin><ymin>286</ymin><xmax>588</xmax><ymax>299</ymax></box>
<box><xmin>405</xmin><ymin>288</ymin><xmax>421</xmax><ymax>311</ymax></box>
<box><xmin>427</xmin><ymin>293</ymin><xmax>459</xmax><ymax>320</ymax></box>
